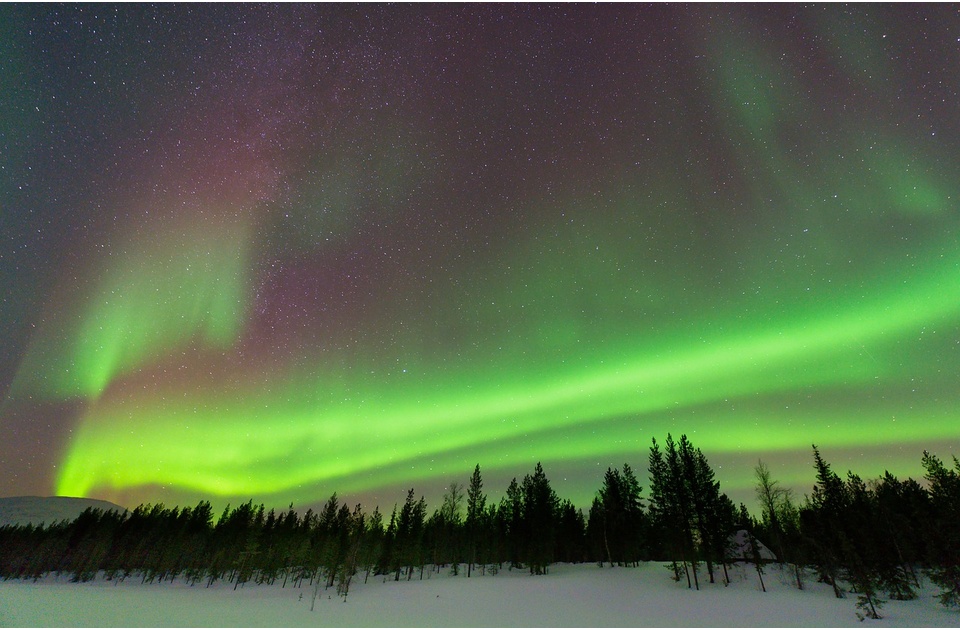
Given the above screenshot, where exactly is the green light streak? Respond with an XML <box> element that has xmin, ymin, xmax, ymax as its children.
<box><xmin>23</xmin><ymin>8</ymin><xmax>960</xmax><ymax>512</ymax></box>
<box><xmin>11</xmin><ymin>216</ymin><xmax>250</xmax><ymax>400</ymax></box>
<box><xmin>56</xmin><ymin>239</ymin><xmax>960</xmax><ymax>502</ymax></box>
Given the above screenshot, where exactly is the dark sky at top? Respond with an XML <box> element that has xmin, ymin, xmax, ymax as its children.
<box><xmin>2</xmin><ymin>4</ymin><xmax>959</xmax><ymax>512</ymax></box>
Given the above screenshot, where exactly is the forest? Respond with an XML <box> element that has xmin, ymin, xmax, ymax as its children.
<box><xmin>1</xmin><ymin>435</ymin><xmax>958</xmax><ymax>621</ymax></box>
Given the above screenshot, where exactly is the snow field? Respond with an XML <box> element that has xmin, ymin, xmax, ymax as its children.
<box><xmin>1</xmin><ymin>562</ymin><xmax>957</xmax><ymax>627</ymax></box>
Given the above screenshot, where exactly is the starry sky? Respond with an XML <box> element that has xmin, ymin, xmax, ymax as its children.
<box><xmin>2</xmin><ymin>4</ymin><xmax>959</xmax><ymax>514</ymax></box>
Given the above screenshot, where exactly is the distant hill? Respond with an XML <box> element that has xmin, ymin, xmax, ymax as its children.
<box><xmin>0</xmin><ymin>496</ymin><xmax>127</xmax><ymax>528</ymax></box>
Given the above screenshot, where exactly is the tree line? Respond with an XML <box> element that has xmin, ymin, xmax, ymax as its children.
<box><xmin>1</xmin><ymin>436</ymin><xmax>957</xmax><ymax>615</ymax></box>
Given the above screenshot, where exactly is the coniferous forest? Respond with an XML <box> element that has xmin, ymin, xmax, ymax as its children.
<box><xmin>1</xmin><ymin>436</ymin><xmax>958</xmax><ymax>620</ymax></box>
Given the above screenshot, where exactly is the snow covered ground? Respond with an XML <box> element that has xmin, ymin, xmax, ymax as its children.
<box><xmin>1</xmin><ymin>562</ymin><xmax>957</xmax><ymax>627</ymax></box>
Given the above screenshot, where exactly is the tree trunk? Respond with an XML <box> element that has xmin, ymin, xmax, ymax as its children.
<box><xmin>603</xmin><ymin>519</ymin><xmax>613</xmax><ymax>567</ymax></box>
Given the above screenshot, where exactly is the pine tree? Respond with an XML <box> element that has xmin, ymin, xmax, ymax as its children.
<box><xmin>648</xmin><ymin>436</ymin><xmax>701</xmax><ymax>587</ymax></box>
<box><xmin>501</xmin><ymin>477</ymin><xmax>525</xmax><ymax>570</ymax></box>
<box><xmin>843</xmin><ymin>473</ymin><xmax>883</xmax><ymax>620</ymax></box>
<box><xmin>413</xmin><ymin>496</ymin><xmax>428</xmax><ymax>580</ymax></box>
<box><xmin>392</xmin><ymin>489</ymin><xmax>426</xmax><ymax>581</ymax></box>
<box><xmin>521</xmin><ymin>462</ymin><xmax>559</xmax><ymax>575</ymax></box>
<box><xmin>465</xmin><ymin>464</ymin><xmax>486</xmax><ymax>577</ymax></box>
<box><xmin>592</xmin><ymin>464</ymin><xmax>646</xmax><ymax>567</ymax></box>
<box><xmin>921</xmin><ymin>451</ymin><xmax>960</xmax><ymax>608</ymax></box>
<box><xmin>555</xmin><ymin>500</ymin><xmax>587</xmax><ymax>563</ymax></box>
<box><xmin>378</xmin><ymin>505</ymin><xmax>398</xmax><ymax>578</ymax></box>
<box><xmin>620</xmin><ymin>463</ymin><xmax>647</xmax><ymax>564</ymax></box>
<box><xmin>686</xmin><ymin>442</ymin><xmax>730</xmax><ymax>584</ymax></box>
<box><xmin>336</xmin><ymin>504</ymin><xmax>365</xmax><ymax>600</ymax></box>
<box><xmin>359</xmin><ymin>507</ymin><xmax>383</xmax><ymax>584</ymax></box>
<box><xmin>597</xmin><ymin>468</ymin><xmax>622</xmax><ymax>566</ymax></box>
<box><xmin>586</xmin><ymin>497</ymin><xmax>607</xmax><ymax>567</ymax></box>
<box><xmin>805</xmin><ymin>446</ymin><xmax>846</xmax><ymax>598</ymax></box>
<box><xmin>873</xmin><ymin>472</ymin><xmax>924</xmax><ymax>598</ymax></box>
<box><xmin>646</xmin><ymin>439</ymin><xmax>667</xmax><ymax>562</ymax></box>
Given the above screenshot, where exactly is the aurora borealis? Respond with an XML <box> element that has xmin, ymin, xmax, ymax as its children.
<box><xmin>2</xmin><ymin>4</ymin><xmax>959</xmax><ymax>512</ymax></box>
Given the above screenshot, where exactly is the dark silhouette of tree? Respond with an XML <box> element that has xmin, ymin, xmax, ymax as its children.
<box><xmin>427</xmin><ymin>481</ymin><xmax>464</xmax><ymax>574</ymax></box>
<box><xmin>2</xmin><ymin>444</ymin><xmax>958</xmax><ymax>614</ymax></box>
<box><xmin>377</xmin><ymin>505</ymin><xmax>398</xmax><ymax>578</ymax></box>
<box><xmin>871</xmin><ymin>472</ymin><xmax>925</xmax><ymax>598</ymax></box>
<box><xmin>922</xmin><ymin>451</ymin><xmax>960</xmax><ymax>608</ymax></box>
<box><xmin>648</xmin><ymin>435</ymin><xmax>733</xmax><ymax>589</ymax></box>
<box><xmin>555</xmin><ymin>499</ymin><xmax>587</xmax><ymax>563</ymax></box>
<box><xmin>479</xmin><ymin>503</ymin><xmax>500</xmax><ymax>575</ymax></box>
<box><xmin>358</xmin><ymin>506</ymin><xmax>383</xmax><ymax>584</ymax></box>
<box><xmin>335</xmin><ymin>504</ymin><xmax>365</xmax><ymax>599</ymax></box>
<box><xmin>589</xmin><ymin>464</ymin><xmax>646</xmax><ymax>567</ymax></box>
<box><xmin>465</xmin><ymin>464</ymin><xmax>486</xmax><ymax>577</ymax></box>
<box><xmin>501</xmin><ymin>477</ymin><xmax>525</xmax><ymax>570</ymax></box>
<box><xmin>802</xmin><ymin>447</ymin><xmax>884</xmax><ymax>618</ymax></box>
<box><xmin>392</xmin><ymin>489</ymin><xmax>426</xmax><ymax>581</ymax></box>
<box><xmin>64</xmin><ymin>507</ymin><xmax>113</xmax><ymax>582</ymax></box>
<box><xmin>842</xmin><ymin>472</ymin><xmax>884</xmax><ymax>620</ymax></box>
<box><xmin>521</xmin><ymin>462</ymin><xmax>559</xmax><ymax>575</ymax></box>
<box><xmin>803</xmin><ymin>446</ymin><xmax>847</xmax><ymax>599</ymax></box>
<box><xmin>684</xmin><ymin>441</ymin><xmax>733</xmax><ymax>585</ymax></box>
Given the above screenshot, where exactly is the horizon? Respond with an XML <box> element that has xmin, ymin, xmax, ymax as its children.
<box><xmin>1</xmin><ymin>440</ymin><xmax>949</xmax><ymax>521</ymax></box>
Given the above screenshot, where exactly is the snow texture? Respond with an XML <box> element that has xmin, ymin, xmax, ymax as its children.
<box><xmin>728</xmin><ymin>529</ymin><xmax>778</xmax><ymax>561</ymax></box>
<box><xmin>1</xmin><ymin>562</ymin><xmax>957</xmax><ymax>627</ymax></box>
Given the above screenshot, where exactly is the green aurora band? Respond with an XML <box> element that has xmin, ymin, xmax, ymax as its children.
<box><xmin>4</xmin><ymin>5</ymin><xmax>959</xmax><ymax>510</ymax></box>
<box><xmin>54</xmin><ymin>223</ymin><xmax>960</xmax><ymax>506</ymax></box>
<box><xmin>11</xmin><ymin>215</ymin><xmax>251</xmax><ymax>400</ymax></box>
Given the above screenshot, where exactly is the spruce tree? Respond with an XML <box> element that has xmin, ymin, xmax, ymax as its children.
<box><xmin>873</xmin><ymin>472</ymin><xmax>924</xmax><ymax>597</ymax></box>
<box><xmin>465</xmin><ymin>464</ymin><xmax>486</xmax><ymax>577</ymax></box>
<box><xmin>555</xmin><ymin>499</ymin><xmax>587</xmax><ymax>563</ymax></box>
<box><xmin>921</xmin><ymin>451</ymin><xmax>960</xmax><ymax>608</ymax></box>
<box><xmin>646</xmin><ymin>438</ymin><xmax>668</xmax><ymax>562</ymax></box>
<box><xmin>586</xmin><ymin>497</ymin><xmax>607</xmax><ymax>567</ymax></box>
<box><xmin>359</xmin><ymin>507</ymin><xmax>383</xmax><ymax>584</ymax></box>
<box><xmin>843</xmin><ymin>473</ymin><xmax>883</xmax><ymax>620</ymax></box>
<box><xmin>593</xmin><ymin>464</ymin><xmax>646</xmax><ymax>567</ymax></box>
<box><xmin>392</xmin><ymin>489</ymin><xmax>426</xmax><ymax>581</ymax></box>
<box><xmin>521</xmin><ymin>462</ymin><xmax>559</xmax><ymax>575</ymax></box>
<box><xmin>805</xmin><ymin>446</ymin><xmax>846</xmax><ymax>598</ymax></box>
<box><xmin>502</xmin><ymin>477</ymin><xmax>525</xmax><ymax>570</ymax></box>
<box><xmin>620</xmin><ymin>463</ymin><xmax>647</xmax><ymax>564</ymax></box>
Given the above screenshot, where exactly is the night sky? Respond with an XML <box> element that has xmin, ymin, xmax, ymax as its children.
<box><xmin>2</xmin><ymin>4</ymin><xmax>959</xmax><ymax>514</ymax></box>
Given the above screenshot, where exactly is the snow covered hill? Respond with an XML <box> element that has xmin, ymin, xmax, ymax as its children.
<box><xmin>728</xmin><ymin>529</ymin><xmax>778</xmax><ymax>561</ymax></box>
<box><xmin>1</xmin><ymin>562</ymin><xmax>957</xmax><ymax>627</ymax></box>
<box><xmin>0</xmin><ymin>496</ymin><xmax>127</xmax><ymax>528</ymax></box>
